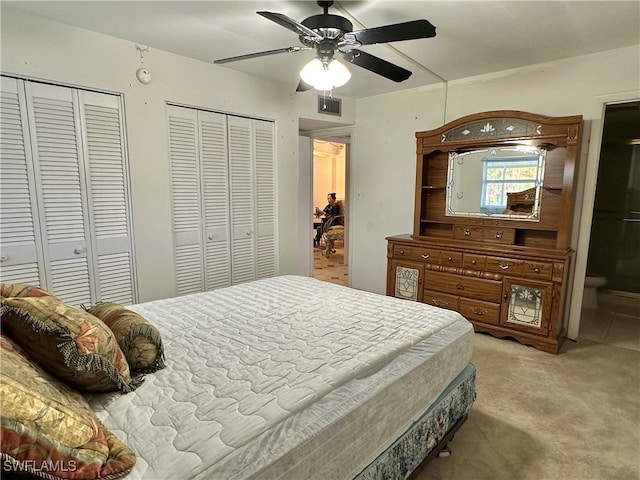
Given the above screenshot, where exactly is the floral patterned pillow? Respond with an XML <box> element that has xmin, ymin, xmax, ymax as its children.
<box><xmin>87</xmin><ymin>302</ymin><xmax>166</xmax><ymax>374</ymax></box>
<box><xmin>0</xmin><ymin>296</ymin><xmax>142</xmax><ymax>393</ymax></box>
<box><xmin>0</xmin><ymin>282</ymin><xmax>56</xmax><ymax>299</ymax></box>
<box><xmin>0</xmin><ymin>333</ymin><xmax>136</xmax><ymax>479</ymax></box>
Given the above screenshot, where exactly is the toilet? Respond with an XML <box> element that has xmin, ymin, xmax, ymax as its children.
<box><xmin>583</xmin><ymin>274</ymin><xmax>607</xmax><ymax>309</ymax></box>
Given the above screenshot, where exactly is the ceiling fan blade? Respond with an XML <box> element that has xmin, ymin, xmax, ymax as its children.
<box><xmin>342</xmin><ymin>49</ymin><xmax>412</xmax><ymax>82</ymax></box>
<box><xmin>214</xmin><ymin>46</ymin><xmax>310</xmax><ymax>64</ymax></box>
<box><xmin>346</xmin><ymin>19</ymin><xmax>436</xmax><ymax>45</ymax></box>
<box><xmin>296</xmin><ymin>80</ymin><xmax>313</xmax><ymax>92</ymax></box>
<box><xmin>257</xmin><ymin>11</ymin><xmax>323</xmax><ymax>40</ymax></box>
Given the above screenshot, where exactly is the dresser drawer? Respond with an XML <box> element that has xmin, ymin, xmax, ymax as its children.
<box><xmin>483</xmin><ymin>227</ymin><xmax>515</xmax><ymax>244</ymax></box>
<box><xmin>459</xmin><ymin>298</ymin><xmax>500</xmax><ymax>325</ymax></box>
<box><xmin>463</xmin><ymin>253</ymin><xmax>486</xmax><ymax>270</ymax></box>
<box><xmin>423</xmin><ymin>290</ymin><xmax>459</xmax><ymax>311</ymax></box>
<box><xmin>523</xmin><ymin>260</ymin><xmax>553</xmax><ymax>280</ymax></box>
<box><xmin>439</xmin><ymin>250</ymin><xmax>462</xmax><ymax>267</ymax></box>
<box><xmin>453</xmin><ymin>225</ymin><xmax>483</xmax><ymax>241</ymax></box>
<box><xmin>393</xmin><ymin>245</ymin><xmax>439</xmax><ymax>263</ymax></box>
<box><xmin>425</xmin><ymin>270</ymin><xmax>502</xmax><ymax>303</ymax></box>
<box><xmin>486</xmin><ymin>256</ymin><xmax>524</xmax><ymax>275</ymax></box>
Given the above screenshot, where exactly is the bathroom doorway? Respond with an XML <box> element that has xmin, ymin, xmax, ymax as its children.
<box><xmin>586</xmin><ymin>101</ymin><xmax>640</xmax><ymax>294</ymax></box>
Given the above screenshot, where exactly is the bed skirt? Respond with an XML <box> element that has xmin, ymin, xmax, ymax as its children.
<box><xmin>355</xmin><ymin>363</ymin><xmax>476</xmax><ymax>480</ymax></box>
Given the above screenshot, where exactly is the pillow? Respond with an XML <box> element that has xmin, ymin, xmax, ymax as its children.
<box><xmin>87</xmin><ymin>302</ymin><xmax>165</xmax><ymax>374</ymax></box>
<box><xmin>0</xmin><ymin>296</ymin><xmax>142</xmax><ymax>393</ymax></box>
<box><xmin>0</xmin><ymin>333</ymin><xmax>136</xmax><ymax>479</ymax></box>
<box><xmin>1</xmin><ymin>282</ymin><xmax>56</xmax><ymax>299</ymax></box>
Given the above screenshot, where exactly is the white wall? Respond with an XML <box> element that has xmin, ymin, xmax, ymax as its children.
<box><xmin>349</xmin><ymin>45</ymin><xmax>640</xmax><ymax>338</ymax></box>
<box><xmin>0</xmin><ymin>7</ymin><xmax>355</xmax><ymax>302</ymax></box>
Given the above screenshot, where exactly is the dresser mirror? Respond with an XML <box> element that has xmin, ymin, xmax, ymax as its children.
<box><xmin>445</xmin><ymin>145</ymin><xmax>546</xmax><ymax>221</ymax></box>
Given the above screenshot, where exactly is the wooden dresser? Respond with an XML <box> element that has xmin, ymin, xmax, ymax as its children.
<box><xmin>386</xmin><ymin>111</ymin><xmax>583</xmax><ymax>354</ymax></box>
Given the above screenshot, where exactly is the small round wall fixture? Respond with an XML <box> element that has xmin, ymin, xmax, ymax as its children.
<box><xmin>136</xmin><ymin>68</ymin><xmax>152</xmax><ymax>85</ymax></box>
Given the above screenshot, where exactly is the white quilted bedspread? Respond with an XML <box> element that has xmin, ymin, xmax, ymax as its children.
<box><xmin>87</xmin><ymin>276</ymin><xmax>472</xmax><ymax>479</ymax></box>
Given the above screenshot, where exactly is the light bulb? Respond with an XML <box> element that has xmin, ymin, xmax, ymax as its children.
<box><xmin>300</xmin><ymin>59</ymin><xmax>324</xmax><ymax>86</ymax></box>
<box><xmin>299</xmin><ymin>58</ymin><xmax>351</xmax><ymax>91</ymax></box>
<box><xmin>327</xmin><ymin>59</ymin><xmax>351</xmax><ymax>87</ymax></box>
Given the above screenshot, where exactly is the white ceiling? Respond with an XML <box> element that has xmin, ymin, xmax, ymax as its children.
<box><xmin>4</xmin><ymin>1</ymin><xmax>639</xmax><ymax>100</ymax></box>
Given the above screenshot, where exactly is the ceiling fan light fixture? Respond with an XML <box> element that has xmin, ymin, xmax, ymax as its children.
<box><xmin>300</xmin><ymin>58</ymin><xmax>351</xmax><ymax>90</ymax></box>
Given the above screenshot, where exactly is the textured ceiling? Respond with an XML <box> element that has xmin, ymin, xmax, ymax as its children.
<box><xmin>4</xmin><ymin>1</ymin><xmax>639</xmax><ymax>102</ymax></box>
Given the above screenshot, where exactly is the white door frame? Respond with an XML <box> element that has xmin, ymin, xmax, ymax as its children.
<box><xmin>304</xmin><ymin>126</ymin><xmax>354</xmax><ymax>282</ymax></box>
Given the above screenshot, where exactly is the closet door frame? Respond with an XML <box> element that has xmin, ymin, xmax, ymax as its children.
<box><xmin>167</xmin><ymin>103</ymin><xmax>278</xmax><ymax>294</ymax></box>
<box><xmin>0</xmin><ymin>76</ymin><xmax>137</xmax><ymax>304</ymax></box>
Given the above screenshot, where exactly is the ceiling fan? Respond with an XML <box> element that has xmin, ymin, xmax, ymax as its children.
<box><xmin>214</xmin><ymin>1</ymin><xmax>436</xmax><ymax>92</ymax></box>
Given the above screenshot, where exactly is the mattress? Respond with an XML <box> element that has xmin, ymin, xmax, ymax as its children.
<box><xmin>87</xmin><ymin>275</ymin><xmax>473</xmax><ymax>479</ymax></box>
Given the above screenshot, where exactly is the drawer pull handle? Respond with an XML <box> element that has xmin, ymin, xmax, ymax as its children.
<box><xmin>471</xmin><ymin>260</ymin><xmax>477</xmax><ymax>265</ymax></box>
<box><xmin>400</xmin><ymin>250</ymin><xmax>405</xmax><ymax>254</ymax></box>
<box><xmin>495</xmin><ymin>232</ymin><xmax>503</xmax><ymax>239</ymax></box>
<box><xmin>433</xmin><ymin>299</ymin><xmax>448</xmax><ymax>307</ymax></box>
<box><xmin>447</xmin><ymin>257</ymin><xmax>453</xmax><ymax>262</ymax></box>
<box><xmin>534</xmin><ymin>267</ymin><xmax>540</xmax><ymax>273</ymax></box>
<box><xmin>455</xmin><ymin>283</ymin><xmax>465</xmax><ymax>290</ymax></box>
<box><xmin>463</xmin><ymin>228</ymin><xmax>471</xmax><ymax>236</ymax></box>
<box><xmin>0</xmin><ymin>255</ymin><xmax>7</xmax><ymax>262</ymax></box>
<box><xmin>421</xmin><ymin>254</ymin><xmax>430</xmax><ymax>259</ymax></box>
<box><xmin>74</xmin><ymin>246</ymin><xmax>85</xmax><ymax>255</ymax></box>
<box><xmin>471</xmin><ymin>307</ymin><xmax>487</xmax><ymax>316</ymax></box>
<box><xmin>499</xmin><ymin>263</ymin><xmax>510</xmax><ymax>270</ymax></box>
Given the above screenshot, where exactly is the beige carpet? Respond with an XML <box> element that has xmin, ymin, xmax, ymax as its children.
<box><xmin>417</xmin><ymin>333</ymin><xmax>640</xmax><ymax>480</ymax></box>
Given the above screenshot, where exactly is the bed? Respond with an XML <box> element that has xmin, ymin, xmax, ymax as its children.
<box><xmin>1</xmin><ymin>275</ymin><xmax>475</xmax><ymax>479</ymax></box>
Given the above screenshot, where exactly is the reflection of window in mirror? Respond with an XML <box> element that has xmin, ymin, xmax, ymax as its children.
<box><xmin>481</xmin><ymin>156</ymin><xmax>538</xmax><ymax>212</ymax></box>
<box><xmin>446</xmin><ymin>146</ymin><xmax>545</xmax><ymax>221</ymax></box>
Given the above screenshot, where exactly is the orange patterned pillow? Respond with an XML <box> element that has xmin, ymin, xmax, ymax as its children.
<box><xmin>87</xmin><ymin>302</ymin><xmax>165</xmax><ymax>374</ymax></box>
<box><xmin>0</xmin><ymin>333</ymin><xmax>136</xmax><ymax>479</ymax></box>
<box><xmin>0</xmin><ymin>296</ymin><xmax>142</xmax><ymax>393</ymax></box>
<box><xmin>1</xmin><ymin>282</ymin><xmax>55</xmax><ymax>298</ymax></box>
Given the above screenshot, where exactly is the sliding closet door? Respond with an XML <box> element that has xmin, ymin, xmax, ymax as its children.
<box><xmin>228</xmin><ymin>116</ymin><xmax>256</xmax><ymax>284</ymax></box>
<box><xmin>0</xmin><ymin>77</ymin><xmax>44</xmax><ymax>285</ymax></box>
<box><xmin>25</xmin><ymin>82</ymin><xmax>93</xmax><ymax>304</ymax></box>
<box><xmin>254</xmin><ymin>120</ymin><xmax>276</xmax><ymax>279</ymax></box>
<box><xmin>200</xmin><ymin>111</ymin><xmax>231</xmax><ymax>289</ymax></box>
<box><xmin>80</xmin><ymin>91</ymin><xmax>135</xmax><ymax>304</ymax></box>
<box><xmin>168</xmin><ymin>106</ymin><xmax>205</xmax><ymax>295</ymax></box>
<box><xmin>168</xmin><ymin>105</ymin><xmax>276</xmax><ymax>295</ymax></box>
<box><xmin>0</xmin><ymin>77</ymin><xmax>136</xmax><ymax>305</ymax></box>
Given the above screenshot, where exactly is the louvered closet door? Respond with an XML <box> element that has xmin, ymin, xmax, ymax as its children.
<box><xmin>26</xmin><ymin>82</ymin><xmax>93</xmax><ymax>305</ymax></box>
<box><xmin>80</xmin><ymin>91</ymin><xmax>135</xmax><ymax>304</ymax></box>
<box><xmin>253</xmin><ymin>120</ymin><xmax>276</xmax><ymax>279</ymax></box>
<box><xmin>228</xmin><ymin>116</ymin><xmax>256</xmax><ymax>285</ymax></box>
<box><xmin>168</xmin><ymin>106</ymin><xmax>204</xmax><ymax>295</ymax></box>
<box><xmin>0</xmin><ymin>77</ymin><xmax>44</xmax><ymax>285</ymax></box>
<box><xmin>199</xmin><ymin>111</ymin><xmax>231</xmax><ymax>290</ymax></box>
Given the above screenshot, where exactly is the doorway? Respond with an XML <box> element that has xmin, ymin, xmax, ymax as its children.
<box><xmin>577</xmin><ymin>100</ymin><xmax>640</xmax><ymax>350</ymax></box>
<box><xmin>586</xmin><ymin>101</ymin><xmax>640</xmax><ymax>294</ymax></box>
<box><xmin>312</xmin><ymin>138</ymin><xmax>348</xmax><ymax>286</ymax></box>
